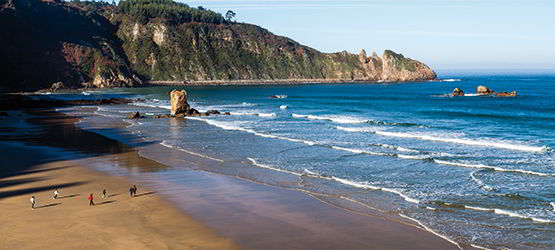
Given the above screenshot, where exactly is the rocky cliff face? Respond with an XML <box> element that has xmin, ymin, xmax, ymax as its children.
<box><xmin>0</xmin><ymin>0</ymin><xmax>140</xmax><ymax>91</ymax></box>
<box><xmin>0</xmin><ymin>0</ymin><xmax>436</xmax><ymax>92</ymax></box>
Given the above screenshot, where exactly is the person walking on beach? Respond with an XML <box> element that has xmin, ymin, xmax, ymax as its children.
<box><xmin>102</xmin><ymin>189</ymin><xmax>107</xmax><ymax>198</ymax></box>
<box><xmin>132</xmin><ymin>185</ymin><xmax>137</xmax><ymax>196</ymax></box>
<box><xmin>88</xmin><ymin>193</ymin><xmax>95</xmax><ymax>206</ymax></box>
<box><xmin>129</xmin><ymin>187</ymin><xmax>134</xmax><ymax>197</ymax></box>
<box><xmin>53</xmin><ymin>189</ymin><xmax>59</xmax><ymax>199</ymax></box>
<box><xmin>30</xmin><ymin>196</ymin><xmax>36</xmax><ymax>209</ymax></box>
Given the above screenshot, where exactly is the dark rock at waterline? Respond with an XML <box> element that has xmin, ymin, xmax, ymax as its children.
<box><xmin>128</xmin><ymin>112</ymin><xmax>144</xmax><ymax>119</ymax></box>
<box><xmin>206</xmin><ymin>110</ymin><xmax>220</xmax><ymax>115</ymax></box>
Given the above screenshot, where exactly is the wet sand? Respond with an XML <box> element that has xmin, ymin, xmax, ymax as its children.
<box><xmin>0</xmin><ymin>109</ymin><xmax>460</xmax><ymax>249</ymax></box>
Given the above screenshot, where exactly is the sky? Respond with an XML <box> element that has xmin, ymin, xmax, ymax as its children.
<box><xmin>169</xmin><ymin>0</ymin><xmax>554</xmax><ymax>70</ymax></box>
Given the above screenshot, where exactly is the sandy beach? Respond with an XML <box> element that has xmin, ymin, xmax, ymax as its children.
<box><xmin>0</xmin><ymin>108</ymin><xmax>459</xmax><ymax>249</ymax></box>
<box><xmin>0</xmin><ymin>141</ymin><xmax>238</xmax><ymax>250</ymax></box>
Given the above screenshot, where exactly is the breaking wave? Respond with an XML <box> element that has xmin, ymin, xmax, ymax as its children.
<box><xmin>292</xmin><ymin>114</ymin><xmax>370</xmax><ymax>124</ymax></box>
<box><xmin>337</xmin><ymin>126</ymin><xmax>549</xmax><ymax>152</ymax></box>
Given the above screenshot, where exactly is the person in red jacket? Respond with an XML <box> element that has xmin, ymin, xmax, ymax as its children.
<box><xmin>88</xmin><ymin>193</ymin><xmax>95</xmax><ymax>206</ymax></box>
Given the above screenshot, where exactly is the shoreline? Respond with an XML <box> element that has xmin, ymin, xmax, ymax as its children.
<box><xmin>0</xmin><ymin>108</ymin><xmax>460</xmax><ymax>249</ymax></box>
<box><xmin>145</xmin><ymin>78</ymin><xmax>439</xmax><ymax>86</ymax></box>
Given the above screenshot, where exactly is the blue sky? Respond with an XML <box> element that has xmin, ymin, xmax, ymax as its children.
<box><xmin>175</xmin><ymin>0</ymin><xmax>554</xmax><ymax>70</ymax></box>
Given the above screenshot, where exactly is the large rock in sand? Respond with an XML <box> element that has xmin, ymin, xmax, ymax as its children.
<box><xmin>170</xmin><ymin>90</ymin><xmax>190</xmax><ymax>115</ymax></box>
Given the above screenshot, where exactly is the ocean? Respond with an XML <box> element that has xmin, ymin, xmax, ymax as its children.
<box><xmin>57</xmin><ymin>71</ymin><xmax>555</xmax><ymax>249</ymax></box>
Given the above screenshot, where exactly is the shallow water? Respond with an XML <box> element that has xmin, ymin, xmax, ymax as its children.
<box><xmin>56</xmin><ymin>72</ymin><xmax>555</xmax><ymax>249</ymax></box>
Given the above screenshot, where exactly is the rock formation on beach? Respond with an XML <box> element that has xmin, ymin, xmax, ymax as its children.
<box><xmin>170</xmin><ymin>90</ymin><xmax>189</xmax><ymax>116</ymax></box>
<box><xmin>0</xmin><ymin>0</ymin><xmax>437</xmax><ymax>92</ymax></box>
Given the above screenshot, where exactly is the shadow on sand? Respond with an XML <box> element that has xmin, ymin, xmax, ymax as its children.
<box><xmin>58</xmin><ymin>194</ymin><xmax>79</xmax><ymax>199</ymax></box>
<box><xmin>134</xmin><ymin>191</ymin><xmax>157</xmax><ymax>197</ymax></box>
<box><xmin>96</xmin><ymin>200</ymin><xmax>116</xmax><ymax>206</ymax></box>
<box><xmin>36</xmin><ymin>202</ymin><xmax>61</xmax><ymax>209</ymax></box>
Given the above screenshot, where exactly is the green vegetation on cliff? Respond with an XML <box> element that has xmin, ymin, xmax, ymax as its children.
<box><xmin>0</xmin><ymin>0</ymin><xmax>435</xmax><ymax>92</ymax></box>
<box><xmin>118</xmin><ymin>0</ymin><xmax>225</xmax><ymax>24</ymax></box>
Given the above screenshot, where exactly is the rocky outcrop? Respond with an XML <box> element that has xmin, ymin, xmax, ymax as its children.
<box><xmin>496</xmin><ymin>91</ymin><xmax>517</xmax><ymax>97</ymax></box>
<box><xmin>452</xmin><ymin>88</ymin><xmax>464</xmax><ymax>96</ymax></box>
<box><xmin>357</xmin><ymin>50</ymin><xmax>436</xmax><ymax>81</ymax></box>
<box><xmin>170</xmin><ymin>90</ymin><xmax>189</xmax><ymax>115</ymax></box>
<box><xmin>477</xmin><ymin>86</ymin><xmax>495</xmax><ymax>96</ymax></box>
<box><xmin>128</xmin><ymin>112</ymin><xmax>144</xmax><ymax>119</ymax></box>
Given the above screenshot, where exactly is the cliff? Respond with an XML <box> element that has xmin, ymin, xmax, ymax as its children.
<box><xmin>0</xmin><ymin>0</ymin><xmax>436</xmax><ymax>92</ymax></box>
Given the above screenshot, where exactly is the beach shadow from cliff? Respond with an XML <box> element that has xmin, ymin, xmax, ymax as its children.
<box><xmin>0</xmin><ymin>181</ymin><xmax>88</xmax><ymax>199</ymax></box>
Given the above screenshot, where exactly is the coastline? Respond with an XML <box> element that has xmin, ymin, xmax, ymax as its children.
<box><xmin>0</xmin><ymin>108</ymin><xmax>460</xmax><ymax>249</ymax></box>
<box><xmin>144</xmin><ymin>78</ymin><xmax>438</xmax><ymax>87</ymax></box>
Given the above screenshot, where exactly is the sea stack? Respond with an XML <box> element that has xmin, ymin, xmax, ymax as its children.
<box><xmin>170</xmin><ymin>90</ymin><xmax>190</xmax><ymax>115</ymax></box>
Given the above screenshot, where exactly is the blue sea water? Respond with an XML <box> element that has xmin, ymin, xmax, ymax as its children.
<box><xmin>61</xmin><ymin>72</ymin><xmax>555</xmax><ymax>249</ymax></box>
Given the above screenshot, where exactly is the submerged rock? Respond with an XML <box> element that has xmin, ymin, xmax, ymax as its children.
<box><xmin>452</xmin><ymin>88</ymin><xmax>464</xmax><ymax>96</ymax></box>
<box><xmin>170</xmin><ymin>89</ymin><xmax>190</xmax><ymax>115</ymax></box>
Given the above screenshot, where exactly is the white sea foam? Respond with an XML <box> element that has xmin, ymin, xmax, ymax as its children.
<box><xmin>372</xmin><ymin>131</ymin><xmax>548</xmax><ymax>152</ymax></box>
<box><xmin>257</xmin><ymin>113</ymin><xmax>277</xmax><ymax>118</ymax></box>
<box><xmin>442</xmin><ymin>79</ymin><xmax>461</xmax><ymax>82</ymax></box>
<box><xmin>336</xmin><ymin>126</ymin><xmax>377</xmax><ymax>133</ymax></box>
<box><xmin>303</xmin><ymin>170</ymin><xmax>419</xmax><ymax>204</ymax></box>
<box><xmin>398</xmin><ymin>214</ymin><xmax>462</xmax><ymax>249</ymax></box>
<box><xmin>159</xmin><ymin>141</ymin><xmax>224</xmax><ymax>162</ymax></box>
<box><xmin>470</xmin><ymin>244</ymin><xmax>493</xmax><ymax>250</ymax></box>
<box><xmin>551</xmin><ymin>202</ymin><xmax>555</xmax><ymax>212</ymax></box>
<box><xmin>396</xmin><ymin>154</ymin><xmax>430</xmax><ymax>160</ymax></box>
<box><xmin>292</xmin><ymin>114</ymin><xmax>369</xmax><ymax>124</ymax></box>
<box><xmin>464</xmin><ymin>205</ymin><xmax>554</xmax><ymax>223</ymax></box>
<box><xmin>464</xmin><ymin>93</ymin><xmax>479</xmax><ymax>97</ymax></box>
<box><xmin>247</xmin><ymin>158</ymin><xmax>301</xmax><ymax>176</ymax></box>
<box><xmin>469</xmin><ymin>171</ymin><xmax>495</xmax><ymax>192</ymax></box>
<box><xmin>272</xmin><ymin>95</ymin><xmax>288</xmax><ymax>99</ymax></box>
<box><xmin>82</xmin><ymin>91</ymin><xmax>91</xmax><ymax>95</ymax></box>
<box><xmin>280</xmin><ymin>105</ymin><xmax>288</xmax><ymax>109</ymax></box>
<box><xmin>130</xmin><ymin>101</ymin><xmax>171</xmax><ymax>110</ymax></box>
<box><xmin>187</xmin><ymin>117</ymin><xmax>317</xmax><ymax>146</ymax></box>
<box><xmin>434</xmin><ymin>160</ymin><xmax>555</xmax><ymax>177</ymax></box>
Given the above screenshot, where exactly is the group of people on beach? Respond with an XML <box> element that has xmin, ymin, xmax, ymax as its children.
<box><xmin>30</xmin><ymin>185</ymin><xmax>138</xmax><ymax>209</ymax></box>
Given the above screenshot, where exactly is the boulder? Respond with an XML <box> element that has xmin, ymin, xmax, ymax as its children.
<box><xmin>223</xmin><ymin>112</ymin><xmax>231</xmax><ymax>115</ymax></box>
<box><xmin>452</xmin><ymin>88</ymin><xmax>464</xmax><ymax>96</ymax></box>
<box><xmin>128</xmin><ymin>112</ymin><xmax>143</xmax><ymax>119</ymax></box>
<box><xmin>496</xmin><ymin>91</ymin><xmax>517</xmax><ymax>97</ymax></box>
<box><xmin>170</xmin><ymin>90</ymin><xmax>190</xmax><ymax>115</ymax></box>
<box><xmin>50</xmin><ymin>81</ymin><xmax>66</xmax><ymax>91</ymax></box>
<box><xmin>206</xmin><ymin>110</ymin><xmax>221</xmax><ymax>115</ymax></box>
<box><xmin>476</xmin><ymin>85</ymin><xmax>494</xmax><ymax>96</ymax></box>
<box><xmin>187</xmin><ymin>108</ymin><xmax>201</xmax><ymax>116</ymax></box>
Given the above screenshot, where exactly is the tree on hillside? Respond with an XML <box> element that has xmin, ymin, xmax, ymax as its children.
<box><xmin>225</xmin><ymin>10</ymin><xmax>236</xmax><ymax>22</ymax></box>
